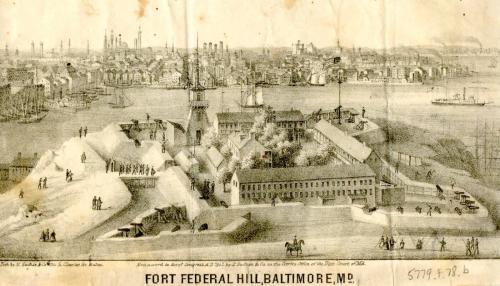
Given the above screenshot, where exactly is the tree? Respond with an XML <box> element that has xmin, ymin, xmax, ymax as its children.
<box><xmin>201</xmin><ymin>127</ymin><xmax>223</xmax><ymax>149</ymax></box>
<box><xmin>220</xmin><ymin>143</ymin><xmax>233</xmax><ymax>159</ymax></box>
<box><xmin>216</xmin><ymin>167</ymin><xmax>233</xmax><ymax>192</ymax></box>
<box><xmin>295</xmin><ymin>143</ymin><xmax>334</xmax><ymax>167</ymax></box>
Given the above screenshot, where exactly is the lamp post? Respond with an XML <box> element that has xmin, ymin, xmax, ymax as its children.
<box><xmin>337</xmin><ymin>71</ymin><xmax>343</xmax><ymax>125</ymax></box>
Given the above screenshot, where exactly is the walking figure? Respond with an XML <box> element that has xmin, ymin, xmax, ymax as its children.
<box><xmin>465</xmin><ymin>238</ymin><xmax>472</xmax><ymax>256</ymax></box>
<box><xmin>84</xmin><ymin>126</ymin><xmax>88</xmax><ymax>137</ymax></box>
<box><xmin>92</xmin><ymin>196</ymin><xmax>97</xmax><ymax>210</ymax></box>
<box><xmin>19</xmin><ymin>189</ymin><xmax>24</xmax><ymax>198</ymax></box>
<box><xmin>271</xmin><ymin>196</ymin><xmax>276</xmax><ymax>207</ymax></box>
<box><xmin>38</xmin><ymin>178</ymin><xmax>42</xmax><ymax>190</ymax></box>
<box><xmin>81</xmin><ymin>152</ymin><xmax>87</xmax><ymax>163</ymax></box>
<box><xmin>146</xmin><ymin>113</ymin><xmax>150</xmax><ymax>122</ymax></box>
<box><xmin>440</xmin><ymin>238</ymin><xmax>446</xmax><ymax>251</ymax></box>
<box><xmin>378</xmin><ymin>235</ymin><xmax>385</xmax><ymax>249</ymax></box>
<box><xmin>400</xmin><ymin>239</ymin><xmax>405</xmax><ymax>249</ymax></box>
<box><xmin>362</xmin><ymin>106</ymin><xmax>366</xmax><ymax>118</ymax></box>
<box><xmin>79</xmin><ymin>127</ymin><xmax>82</xmax><ymax>138</ymax></box>
<box><xmin>43</xmin><ymin>177</ymin><xmax>47</xmax><ymax>189</ymax></box>
<box><xmin>471</xmin><ymin>237</ymin><xmax>476</xmax><ymax>256</ymax></box>
<box><xmin>474</xmin><ymin>238</ymin><xmax>479</xmax><ymax>256</ymax></box>
<box><xmin>66</xmin><ymin>169</ymin><xmax>70</xmax><ymax>181</ymax></box>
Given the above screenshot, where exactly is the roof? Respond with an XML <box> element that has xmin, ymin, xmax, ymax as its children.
<box><xmin>228</xmin><ymin>134</ymin><xmax>269</xmax><ymax>156</ymax></box>
<box><xmin>274</xmin><ymin>110</ymin><xmax>304</xmax><ymax>122</ymax></box>
<box><xmin>216</xmin><ymin>112</ymin><xmax>257</xmax><ymax>123</ymax></box>
<box><xmin>0</xmin><ymin>163</ymin><xmax>10</xmax><ymax>169</ymax></box>
<box><xmin>207</xmin><ymin>147</ymin><xmax>224</xmax><ymax>168</ymax></box>
<box><xmin>235</xmin><ymin>164</ymin><xmax>375</xmax><ymax>184</ymax></box>
<box><xmin>314</xmin><ymin>119</ymin><xmax>372</xmax><ymax>162</ymax></box>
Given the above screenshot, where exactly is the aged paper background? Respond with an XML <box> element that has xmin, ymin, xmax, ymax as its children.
<box><xmin>1</xmin><ymin>0</ymin><xmax>500</xmax><ymax>285</ymax></box>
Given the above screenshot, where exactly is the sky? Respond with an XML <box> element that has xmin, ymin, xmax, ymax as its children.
<box><xmin>0</xmin><ymin>0</ymin><xmax>499</xmax><ymax>51</ymax></box>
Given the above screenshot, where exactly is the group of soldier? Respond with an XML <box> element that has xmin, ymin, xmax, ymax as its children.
<box><xmin>378</xmin><ymin>235</ymin><xmax>448</xmax><ymax>252</ymax></box>
<box><xmin>465</xmin><ymin>237</ymin><xmax>480</xmax><ymax>257</ymax></box>
<box><xmin>39</xmin><ymin>228</ymin><xmax>56</xmax><ymax>242</ymax></box>
<box><xmin>37</xmin><ymin>177</ymin><xmax>48</xmax><ymax>189</ymax></box>
<box><xmin>378</xmin><ymin>235</ymin><xmax>402</xmax><ymax>250</ymax></box>
<box><xmin>105</xmin><ymin>158</ymin><xmax>156</xmax><ymax>177</ymax></box>
<box><xmin>78</xmin><ymin>126</ymin><xmax>88</xmax><ymax>138</ymax></box>
<box><xmin>92</xmin><ymin>196</ymin><xmax>103</xmax><ymax>210</ymax></box>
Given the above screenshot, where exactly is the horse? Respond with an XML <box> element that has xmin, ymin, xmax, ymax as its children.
<box><xmin>285</xmin><ymin>240</ymin><xmax>305</xmax><ymax>256</ymax></box>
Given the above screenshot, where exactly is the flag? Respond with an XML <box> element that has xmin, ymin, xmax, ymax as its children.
<box><xmin>333</xmin><ymin>56</ymin><xmax>341</xmax><ymax>64</ymax></box>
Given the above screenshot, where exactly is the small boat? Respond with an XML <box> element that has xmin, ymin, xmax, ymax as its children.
<box><xmin>17</xmin><ymin>111</ymin><xmax>48</xmax><ymax>124</ymax></box>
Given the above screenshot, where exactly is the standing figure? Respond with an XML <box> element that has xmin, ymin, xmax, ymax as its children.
<box><xmin>19</xmin><ymin>189</ymin><xmax>24</xmax><ymax>199</ymax></box>
<box><xmin>362</xmin><ymin>106</ymin><xmax>366</xmax><ymax>118</ymax></box>
<box><xmin>43</xmin><ymin>177</ymin><xmax>47</xmax><ymax>189</ymax></box>
<box><xmin>84</xmin><ymin>126</ymin><xmax>88</xmax><ymax>137</ymax></box>
<box><xmin>474</xmin><ymin>238</ymin><xmax>479</xmax><ymax>256</ymax></box>
<box><xmin>81</xmin><ymin>152</ymin><xmax>86</xmax><ymax>163</ymax></box>
<box><xmin>38</xmin><ymin>178</ymin><xmax>42</xmax><ymax>190</ymax></box>
<box><xmin>50</xmin><ymin>230</ymin><xmax>56</xmax><ymax>242</ymax></box>
<box><xmin>400</xmin><ymin>239</ymin><xmax>405</xmax><ymax>249</ymax></box>
<box><xmin>440</xmin><ymin>238</ymin><xmax>446</xmax><ymax>251</ymax></box>
<box><xmin>66</xmin><ymin>169</ymin><xmax>70</xmax><ymax>181</ymax></box>
<box><xmin>470</xmin><ymin>237</ymin><xmax>476</xmax><ymax>256</ymax></box>
<box><xmin>79</xmin><ymin>127</ymin><xmax>82</xmax><ymax>138</ymax></box>
<box><xmin>97</xmin><ymin>197</ymin><xmax>102</xmax><ymax>210</ymax></box>
<box><xmin>92</xmin><ymin>196</ymin><xmax>97</xmax><ymax>210</ymax></box>
<box><xmin>378</xmin><ymin>235</ymin><xmax>385</xmax><ymax>249</ymax></box>
<box><xmin>146</xmin><ymin>113</ymin><xmax>150</xmax><ymax>122</ymax></box>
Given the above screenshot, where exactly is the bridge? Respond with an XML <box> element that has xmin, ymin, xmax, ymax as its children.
<box><xmin>120</xmin><ymin>175</ymin><xmax>158</xmax><ymax>189</ymax></box>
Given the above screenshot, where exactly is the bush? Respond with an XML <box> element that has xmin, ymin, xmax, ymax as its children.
<box><xmin>226</xmin><ymin>220</ymin><xmax>271</xmax><ymax>243</ymax></box>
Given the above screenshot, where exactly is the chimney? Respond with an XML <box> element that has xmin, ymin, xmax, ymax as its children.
<box><xmin>17</xmin><ymin>152</ymin><xmax>21</xmax><ymax>159</ymax></box>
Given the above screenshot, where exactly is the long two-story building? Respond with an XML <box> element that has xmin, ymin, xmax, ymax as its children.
<box><xmin>230</xmin><ymin>164</ymin><xmax>376</xmax><ymax>206</ymax></box>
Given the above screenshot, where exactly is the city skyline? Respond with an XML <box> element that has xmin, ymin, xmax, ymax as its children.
<box><xmin>1</xmin><ymin>0</ymin><xmax>500</xmax><ymax>51</ymax></box>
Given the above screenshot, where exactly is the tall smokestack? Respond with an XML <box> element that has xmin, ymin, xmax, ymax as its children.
<box><xmin>31</xmin><ymin>41</ymin><xmax>35</xmax><ymax>56</ymax></box>
<box><xmin>68</xmin><ymin>38</ymin><xmax>71</xmax><ymax>54</ymax></box>
<box><xmin>39</xmin><ymin>42</ymin><xmax>43</xmax><ymax>58</ymax></box>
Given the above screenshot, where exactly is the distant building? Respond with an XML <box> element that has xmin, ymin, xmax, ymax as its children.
<box><xmin>267</xmin><ymin>110</ymin><xmax>306</xmax><ymax>141</ymax></box>
<box><xmin>9</xmin><ymin>152</ymin><xmax>39</xmax><ymax>182</ymax></box>
<box><xmin>227</xmin><ymin>133</ymin><xmax>271</xmax><ymax>165</ymax></box>
<box><xmin>206</xmin><ymin>146</ymin><xmax>225</xmax><ymax>175</ymax></box>
<box><xmin>0</xmin><ymin>163</ymin><xmax>9</xmax><ymax>180</ymax></box>
<box><xmin>214</xmin><ymin>112</ymin><xmax>257</xmax><ymax>137</ymax></box>
<box><xmin>230</xmin><ymin>164</ymin><xmax>376</xmax><ymax>206</ymax></box>
<box><xmin>313</xmin><ymin>119</ymin><xmax>374</xmax><ymax>164</ymax></box>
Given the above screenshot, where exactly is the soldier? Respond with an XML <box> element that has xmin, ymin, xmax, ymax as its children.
<box><xmin>470</xmin><ymin>237</ymin><xmax>476</xmax><ymax>256</ymax></box>
<box><xmin>293</xmin><ymin>235</ymin><xmax>298</xmax><ymax>247</ymax></box>
<box><xmin>440</xmin><ymin>238</ymin><xmax>446</xmax><ymax>251</ymax></box>
<box><xmin>38</xmin><ymin>178</ymin><xmax>42</xmax><ymax>189</ymax></box>
<box><xmin>400</xmin><ymin>239</ymin><xmax>405</xmax><ymax>249</ymax></box>
<box><xmin>385</xmin><ymin>235</ymin><xmax>390</xmax><ymax>250</ymax></box>
<box><xmin>66</xmin><ymin>169</ymin><xmax>70</xmax><ymax>181</ymax></box>
<box><xmin>271</xmin><ymin>196</ymin><xmax>276</xmax><ymax>207</ymax></box>
<box><xmin>81</xmin><ymin>152</ymin><xmax>86</xmax><ymax>163</ymax></box>
<box><xmin>43</xmin><ymin>177</ymin><xmax>47</xmax><ymax>189</ymax></box>
<box><xmin>92</xmin><ymin>196</ymin><xmax>97</xmax><ymax>210</ymax></box>
<box><xmin>79</xmin><ymin>127</ymin><xmax>82</xmax><ymax>138</ymax></box>
<box><xmin>389</xmin><ymin>236</ymin><xmax>395</xmax><ymax>250</ymax></box>
<box><xmin>45</xmin><ymin>228</ymin><xmax>50</xmax><ymax>242</ymax></box>
<box><xmin>146</xmin><ymin>113</ymin><xmax>150</xmax><ymax>122</ymax></box>
<box><xmin>362</xmin><ymin>106</ymin><xmax>366</xmax><ymax>118</ymax></box>
<box><xmin>84</xmin><ymin>126</ymin><xmax>88</xmax><ymax>137</ymax></box>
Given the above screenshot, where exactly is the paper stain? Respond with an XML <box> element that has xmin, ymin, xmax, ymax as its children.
<box><xmin>81</xmin><ymin>0</ymin><xmax>98</xmax><ymax>16</ymax></box>
<box><xmin>283</xmin><ymin>0</ymin><xmax>297</xmax><ymax>10</ymax></box>
<box><xmin>137</xmin><ymin>0</ymin><xmax>150</xmax><ymax>18</ymax></box>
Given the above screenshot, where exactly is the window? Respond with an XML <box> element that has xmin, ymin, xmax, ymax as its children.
<box><xmin>300</xmin><ymin>192</ymin><xmax>303</xmax><ymax>198</ymax></box>
<box><xmin>274</xmin><ymin>184</ymin><xmax>276</xmax><ymax>190</ymax></box>
<box><xmin>360</xmin><ymin>180</ymin><xmax>363</xmax><ymax>185</ymax></box>
<box><xmin>348</xmin><ymin>180</ymin><xmax>351</xmax><ymax>186</ymax></box>
<box><xmin>242</xmin><ymin>185</ymin><xmax>246</xmax><ymax>191</ymax></box>
<box><xmin>295</xmin><ymin>183</ymin><xmax>298</xmax><ymax>188</ymax></box>
<box><xmin>321</xmin><ymin>182</ymin><xmax>324</xmax><ymax>187</ymax></box>
<box><xmin>305</xmin><ymin>183</ymin><xmax>308</xmax><ymax>188</ymax></box>
<box><xmin>370</xmin><ymin>190</ymin><xmax>372</xmax><ymax>195</ymax></box>
<box><xmin>342</xmin><ymin>190</ymin><xmax>345</xmax><ymax>196</ymax></box>
<box><xmin>300</xmin><ymin>183</ymin><xmax>303</xmax><ymax>188</ymax></box>
<box><xmin>354</xmin><ymin>181</ymin><xmax>356</xmax><ymax>186</ymax></box>
<box><xmin>342</xmin><ymin>181</ymin><xmax>345</xmax><ymax>186</ymax></box>
<box><xmin>284</xmin><ymin>184</ymin><xmax>287</xmax><ymax>189</ymax></box>
<box><xmin>263</xmin><ymin>185</ymin><xmax>266</xmax><ymax>190</ymax></box>
<box><xmin>354</xmin><ymin>190</ymin><xmax>357</xmax><ymax>195</ymax></box>
<box><xmin>316</xmin><ymin>182</ymin><xmax>319</xmax><ymax>187</ymax></box>
<box><xmin>263</xmin><ymin>193</ymin><xmax>266</xmax><ymax>198</ymax></box>
<box><xmin>369</xmin><ymin>180</ymin><xmax>372</xmax><ymax>185</ymax></box>
<box><xmin>241</xmin><ymin>194</ymin><xmax>244</xmax><ymax>199</ymax></box>
<box><xmin>327</xmin><ymin>182</ymin><xmax>329</xmax><ymax>187</ymax></box>
<box><xmin>337</xmin><ymin>181</ymin><xmax>340</xmax><ymax>187</ymax></box>
<box><xmin>305</xmin><ymin>192</ymin><xmax>308</xmax><ymax>198</ymax></box>
<box><xmin>252</xmin><ymin>185</ymin><xmax>255</xmax><ymax>191</ymax></box>
<box><xmin>257</xmin><ymin>185</ymin><xmax>261</xmax><ymax>191</ymax></box>
<box><xmin>268</xmin><ymin>184</ymin><xmax>271</xmax><ymax>189</ymax></box>
<box><xmin>348</xmin><ymin>190</ymin><xmax>351</xmax><ymax>195</ymax></box>
<box><xmin>280</xmin><ymin>184</ymin><xmax>282</xmax><ymax>189</ymax></box>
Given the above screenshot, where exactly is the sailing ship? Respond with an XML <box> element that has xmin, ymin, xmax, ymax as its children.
<box><xmin>488</xmin><ymin>58</ymin><xmax>497</xmax><ymax>69</ymax></box>
<box><xmin>240</xmin><ymin>81</ymin><xmax>264</xmax><ymax>110</ymax></box>
<box><xmin>109</xmin><ymin>85</ymin><xmax>133</xmax><ymax>109</ymax></box>
<box><xmin>17</xmin><ymin>85</ymin><xmax>48</xmax><ymax>124</ymax></box>
<box><xmin>308</xmin><ymin>72</ymin><xmax>326</xmax><ymax>86</ymax></box>
<box><xmin>431</xmin><ymin>87</ymin><xmax>487</xmax><ymax>106</ymax></box>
